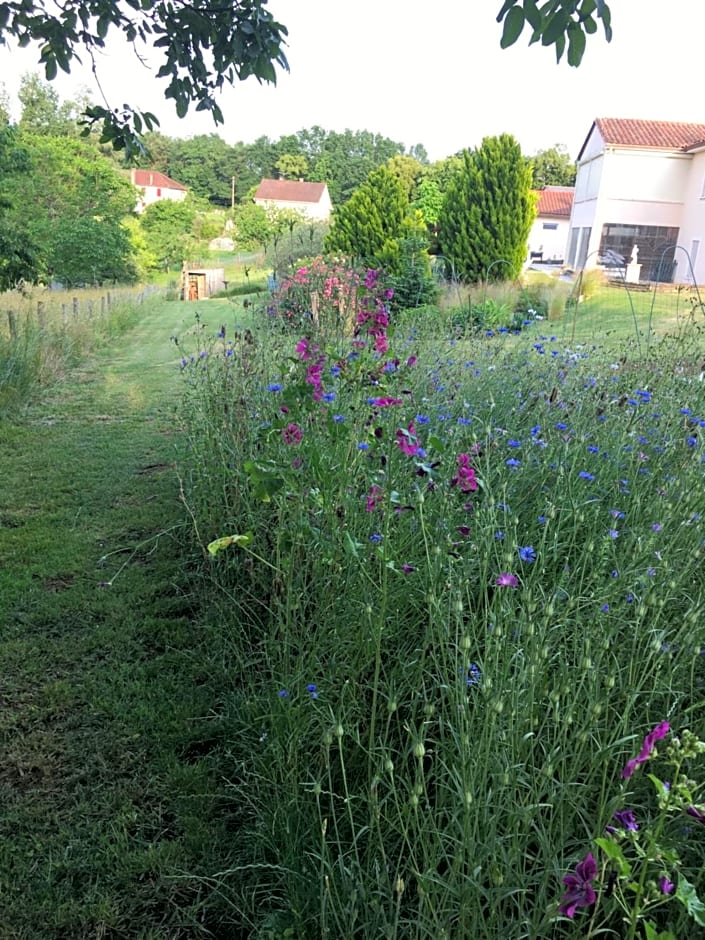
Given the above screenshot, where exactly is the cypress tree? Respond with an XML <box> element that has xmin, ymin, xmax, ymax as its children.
<box><xmin>438</xmin><ymin>134</ymin><xmax>536</xmax><ymax>283</ymax></box>
<box><xmin>324</xmin><ymin>164</ymin><xmax>408</xmax><ymax>269</ymax></box>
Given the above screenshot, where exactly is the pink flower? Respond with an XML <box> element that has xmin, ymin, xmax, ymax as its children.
<box><xmin>282</xmin><ymin>423</ymin><xmax>303</xmax><ymax>446</ymax></box>
<box><xmin>396</xmin><ymin>422</ymin><xmax>420</xmax><ymax>456</ymax></box>
<box><xmin>659</xmin><ymin>876</ymin><xmax>675</xmax><ymax>895</ymax></box>
<box><xmin>369</xmin><ymin>396</ymin><xmax>403</xmax><ymax>407</ymax></box>
<box><xmin>559</xmin><ymin>853</ymin><xmax>597</xmax><ymax>919</ymax></box>
<box><xmin>365</xmin><ymin>485</ymin><xmax>384</xmax><ymax>512</ymax></box>
<box><xmin>295</xmin><ymin>337</ymin><xmax>318</xmax><ymax>361</ymax></box>
<box><xmin>621</xmin><ymin>721</ymin><xmax>670</xmax><ymax>779</ymax></box>
<box><xmin>495</xmin><ymin>573</ymin><xmax>519</xmax><ymax>587</ymax></box>
<box><xmin>451</xmin><ymin>453</ymin><xmax>478</xmax><ymax>492</ymax></box>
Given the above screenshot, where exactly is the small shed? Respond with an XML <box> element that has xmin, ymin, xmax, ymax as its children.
<box><xmin>181</xmin><ymin>265</ymin><xmax>226</xmax><ymax>300</ymax></box>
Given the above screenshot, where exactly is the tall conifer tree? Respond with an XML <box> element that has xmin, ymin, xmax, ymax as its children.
<box><xmin>439</xmin><ymin>134</ymin><xmax>536</xmax><ymax>282</ymax></box>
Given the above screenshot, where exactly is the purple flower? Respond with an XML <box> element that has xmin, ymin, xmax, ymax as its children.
<box><xmin>652</xmin><ymin>523</ymin><xmax>662</xmax><ymax>532</ymax></box>
<box><xmin>612</xmin><ymin>809</ymin><xmax>639</xmax><ymax>832</ymax></box>
<box><xmin>495</xmin><ymin>572</ymin><xmax>519</xmax><ymax>587</ymax></box>
<box><xmin>402</xmin><ymin>563</ymin><xmax>416</xmax><ymax>574</ymax></box>
<box><xmin>608</xmin><ymin>529</ymin><xmax>619</xmax><ymax>539</ymax></box>
<box><xmin>659</xmin><ymin>876</ymin><xmax>675</xmax><ymax>895</ymax></box>
<box><xmin>686</xmin><ymin>805</ymin><xmax>705</xmax><ymax>824</ymax></box>
<box><xmin>621</xmin><ymin>721</ymin><xmax>670</xmax><ymax>779</ymax></box>
<box><xmin>559</xmin><ymin>853</ymin><xmax>598</xmax><ymax>918</ymax></box>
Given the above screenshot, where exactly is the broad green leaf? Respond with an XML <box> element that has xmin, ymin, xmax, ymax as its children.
<box><xmin>676</xmin><ymin>876</ymin><xmax>705</xmax><ymax>926</ymax></box>
<box><xmin>207</xmin><ymin>533</ymin><xmax>253</xmax><ymax>556</ymax></box>
<box><xmin>542</xmin><ymin>10</ymin><xmax>567</xmax><ymax>45</ymax></box>
<box><xmin>595</xmin><ymin>837</ymin><xmax>632</xmax><ymax>877</ymax></box>
<box><xmin>583</xmin><ymin>15</ymin><xmax>597</xmax><ymax>34</ymax></box>
<box><xmin>500</xmin><ymin>6</ymin><xmax>525</xmax><ymax>48</ymax></box>
<box><xmin>644</xmin><ymin>921</ymin><xmax>677</xmax><ymax>940</ymax></box>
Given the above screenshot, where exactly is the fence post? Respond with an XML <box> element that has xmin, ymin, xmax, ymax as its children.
<box><xmin>107</xmin><ymin>291</ymin><xmax>112</xmax><ymax>311</ymax></box>
<box><xmin>101</xmin><ymin>296</ymin><xmax>106</xmax><ymax>317</ymax></box>
<box><xmin>7</xmin><ymin>311</ymin><xmax>17</xmax><ymax>339</ymax></box>
<box><xmin>88</xmin><ymin>300</ymin><xmax>94</xmax><ymax>319</ymax></box>
<box><xmin>73</xmin><ymin>297</ymin><xmax>79</xmax><ymax>320</ymax></box>
<box><xmin>37</xmin><ymin>301</ymin><xmax>46</xmax><ymax>332</ymax></box>
<box><xmin>61</xmin><ymin>303</ymin><xmax>68</xmax><ymax>324</ymax></box>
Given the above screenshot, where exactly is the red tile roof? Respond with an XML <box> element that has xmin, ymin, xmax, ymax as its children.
<box><xmin>579</xmin><ymin>118</ymin><xmax>705</xmax><ymax>160</ymax></box>
<box><xmin>254</xmin><ymin>179</ymin><xmax>327</xmax><ymax>203</ymax></box>
<box><xmin>131</xmin><ymin>169</ymin><xmax>187</xmax><ymax>191</ymax></box>
<box><xmin>534</xmin><ymin>186</ymin><xmax>574</xmax><ymax>218</ymax></box>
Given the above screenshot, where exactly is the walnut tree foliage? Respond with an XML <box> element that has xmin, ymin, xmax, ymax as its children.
<box><xmin>0</xmin><ymin>0</ymin><xmax>288</xmax><ymax>159</ymax></box>
<box><xmin>0</xmin><ymin>1</ymin><xmax>609</xmax><ymax>159</ymax></box>
<box><xmin>438</xmin><ymin>134</ymin><xmax>537</xmax><ymax>284</ymax></box>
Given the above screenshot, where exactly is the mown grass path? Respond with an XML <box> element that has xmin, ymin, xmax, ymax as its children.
<box><xmin>0</xmin><ymin>301</ymin><xmax>235</xmax><ymax>939</ymax></box>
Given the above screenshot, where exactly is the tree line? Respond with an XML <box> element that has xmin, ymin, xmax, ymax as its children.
<box><xmin>0</xmin><ymin>72</ymin><xmax>576</xmax><ymax>292</ymax></box>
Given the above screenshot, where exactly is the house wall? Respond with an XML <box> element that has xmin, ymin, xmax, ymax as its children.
<box><xmin>674</xmin><ymin>149</ymin><xmax>705</xmax><ymax>283</ymax></box>
<box><xmin>568</xmin><ymin>147</ymin><xmax>689</xmax><ymax>271</ymax></box>
<box><xmin>255</xmin><ymin>196</ymin><xmax>331</xmax><ymax>221</ymax></box>
<box><xmin>136</xmin><ymin>185</ymin><xmax>187</xmax><ymax>213</ymax></box>
<box><xmin>527</xmin><ymin>215</ymin><xmax>570</xmax><ymax>262</ymax></box>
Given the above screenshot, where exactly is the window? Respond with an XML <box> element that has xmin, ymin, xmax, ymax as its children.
<box><xmin>542</xmin><ymin>222</ymin><xmax>558</xmax><ymax>230</ymax></box>
<box><xmin>598</xmin><ymin>224</ymin><xmax>680</xmax><ymax>282</ymax></box>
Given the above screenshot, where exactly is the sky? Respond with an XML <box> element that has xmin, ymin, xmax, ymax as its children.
<box><xmin>2</xmin><ymin>0</ymin><xmax>705</xmax><ymax>163</ymax></box>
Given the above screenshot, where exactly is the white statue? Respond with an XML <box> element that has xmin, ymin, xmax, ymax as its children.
<box><xmin>630</xmin><ymin>244</ymin><xmax>639</xmax><ymax>264</ymax></box>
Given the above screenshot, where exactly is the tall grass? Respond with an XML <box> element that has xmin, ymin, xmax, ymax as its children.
<box><xmin>0</xmin><ymin>286</ymin><xmax>157</xmax><ymax>413</ymax></box>
<box><xmin>177</xmin><ymin>288</ymin><xmax>705</xmax><ymax>938</ymax></box>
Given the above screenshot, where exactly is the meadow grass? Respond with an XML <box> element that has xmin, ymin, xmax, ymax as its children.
<box><xmin>176</xmin><ymin>282</ymin><xmax>705</xmax><ymax>938</ymax></box>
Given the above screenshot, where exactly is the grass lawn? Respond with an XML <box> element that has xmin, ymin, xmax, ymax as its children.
<box><xmin>0</xmin><ymin>296</ymin><xmax>256</xmax><ymax>938</ymax></box>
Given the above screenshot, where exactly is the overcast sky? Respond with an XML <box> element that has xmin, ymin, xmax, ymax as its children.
<box><xmin>1</xmin><ymin>1</ymin><xmax>704</xmax><ymax>162</ymax></box>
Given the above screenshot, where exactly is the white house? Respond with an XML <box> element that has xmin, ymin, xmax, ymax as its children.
<box><xmin>527</xmin><ymin>187</ymin><xmax>574</xmax><ymax>264</ymax></box>
<box><xmin>131</xmin><ymin>168</ymin><xmax>188</xmax><ymax>213</ymax></box>
<box><xmin>566</xmin><ymin>117</ymin><xmax>705</xmax><ymax>283</ymax></box>
<box><xmin>253</xmin><ymin>179</ymin><xmax>332</xmax><ymax>221</ymax></box>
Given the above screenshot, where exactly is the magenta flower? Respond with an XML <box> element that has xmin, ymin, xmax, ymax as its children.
<box><xmin>559</xmin><ymin>852</ymin><xmax>598</xmax><ymax>919</ymax></box>
<box><xmin>609</xmin><ymin>809</ymin><xmax>639</xmax><ymax>832</ymax></box>
<box><xmin>621</xmin><ymin>721</ymin><xmax>670</xmax><ymax>779</ymax></box>
<box><xmin>402</xmin><ymin>563</ymin><xmax>416</xmax><ymax>574</ymax></box>
<box><xmin>396</xmin><ymin>421</ymin><xmax>420</xmax><ymax>456</ymax></box>
<box><xmin>295</xmin><ymin>337</ymin><xmax>318</xmax><ymax>361</ymax></box>
<box><xmin>451</xmin><ymin>453</ymin><xmax>478</xmax><ymax>492</ymax></box>
<box><xmin>369</xmin><ymin>396</ymin><xmax>403</xmax><ymax>407</ymax></box>
<box><xmin>282</xmin><ymin>422</ymin><xmax>303</xmax><ymax>446</ymax></box>
<box><xmin>495</xmin><ymin>572</ymin><xmax>519</xmax><ymax>587</ymax></box>
<box><xmin>686</xmin><ymin>805</ymin><xmax>705</xmax><ymax>824</ymax></box>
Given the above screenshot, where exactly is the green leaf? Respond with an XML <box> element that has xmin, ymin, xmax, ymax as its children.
<box><xmin>500</xmin><ymin>6</ymin><xmax>525</xmax><ymax>48</ymax></box>
<box><xmin>207</xmin><ymin>533</ymin><xmax>253</xmax><ymax>556</ymax></box>
<box><xmin>644</xmin><ymin>921</ymin><xmax>677</xmax><ymax>940</ymax></box>
<box><xmin>566</xmin><ymin>25</ymin><xmax>586</xmax><ymax>66</ymax></box>
<box><xmin>595</xmin><ymin>837</ymin><xmax>632</xmax><ymax>878</ymax></box>
<box><xmin>676</xmin><ymin>875</ymin><xmax>705</xmax><ymax>926</ymax></box>
<box><xmin>583</xmin><ymin>15</ymin><xmax>597</xmax><ymax>34</ymax></box>
<box><xmin>523</xmin><ymin>0</ymin><xmax>543</xmax><ymax>30</ymax></box>
<box><xmin>542</xmin><ymin>10</ymin><xmax>567</xmax><ymax>45</ymax></box>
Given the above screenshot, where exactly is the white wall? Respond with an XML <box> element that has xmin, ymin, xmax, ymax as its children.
<box><xmin>527</xmin><ymin>216</ymin><xmax>570</xmax><ymax>262</ymax></box>
<box><xmin>674</xmin><ymin>149</ymin><xmax>705</xmax><ymax>283</ymax></box>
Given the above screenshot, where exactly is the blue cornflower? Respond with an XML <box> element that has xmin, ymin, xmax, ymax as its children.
<box><xmin>370</xmin><ymin>533</ymin><xmax>383</xmax><ymax>543</ymax></box>
<box><xmin>687</xmin><ymin>436</ymin><xmax>697</xmax><ymax>447</ymax></box>
<box><xmin>600</xmin><ymin>604</ymin><xmax>610</xmax><ymax>613</ymax></box>
<box><xmin>332</xmin><ymin>414</ymin><xmax>345</xmax><ymax>423</ymax></box>
<box><xmin>506</xmin><ymin>458</ymin><xmax>521</xmax><ymax>468</ymax></box>
<box><xmin>608</xmin><ymin>529</ymin><xmax>619</xmax><ymax>539</ymax></box>
<box><xmin>306</xmin><ymin>683</ymin><xmax>319</xmax><ymax>699</ymax></box>
<box><xmin>681</xmin><ymin>407</ymin><xmax>692</xmax><ymax>415</ymax></box>
<box><xmin>267</xmin><ymin>383</ymin><xmax>283</xmax><ymax>392</ymax></box>
<box><xmin>587</xmin><ymin>445</ymin><xmax>599</xmax><ymax>453</ymax></box>
<box><xmin>322</xmin><ymin>391</ymin><xmax>336</xmax><ymax>403</ymax></box>
<box><xmin>462</xmin><ymin>663</ymin><xmax>482</xmax><ymax>688</ymax></box>
<box><xmin>278</xmin><ymin>689</ymin><xmax>290</xmax><ymax>698</ymax></box>
<box><xmin>416</xmin><ymin>414</ymin><xmax>431</xmax><ymax>425</ymax></box>
<box><xmin>531</xmin><ymin>425</ymin><xmax>541</xmax><ymax>436</ymax></box>
<box><xmin>518</xmin><ymin>546</ymin><xmax>536</xmax><ymax>563</ymax></box>
<box><xmin>611</xmin><ymin>569</ymin><xmax>619</xmax><ymax>578</ymax></box>
<box><xmin>538</xmin><ymin>515</ymin><xmax>547</xmax><ymax>525</ymax></box>
<box><xmin>508</xmin><ymin>439</ymin><xmax>521</xmax><ymax>448</ymax></box>
<box><xmin>579</xmin><ymin>471</ymin><xmax>595</xmax><ymax>481</ymax></box>
<box><xmin>357</xmin><ymin>442</ymin><xmax>370</xmax><ymax>450</ymax></box>
<box><xmin>330</xmin><ymin>365</ymin><xmax>341</xmax><ymax>377</ymax></box>
<box><xmin>556</xmin><ymin>422</ymin><xmax>568</xmax><ymax>431</ymax></box>
<box><xmin>494</xmin><ymin>530</ymin><xmax>505</xmax><ymax>540</ymax></box>
<box><xmin>611</xmin><ymin>510</ymin><xmax>625</xmax><ymax>519</ymax></box>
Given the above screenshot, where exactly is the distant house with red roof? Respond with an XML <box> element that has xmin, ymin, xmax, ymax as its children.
<box><xmin>567</xmin><ymin>117</ymin><xmax>705</xmax><ymax>283</ymax></box>
<box><xmin>527</xmin><ymin>186</ymin><xmax>574</xmax><ymax>264</ymax></box>
<box><xmin>254</xmin><ymin>179</ymin><xmax>332</xmax><ymax>221</ymax></box>
<box><xmin>130</xmin><ymin>168</ymin><xmax>188</xmax><ymax>214</ymax></box>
